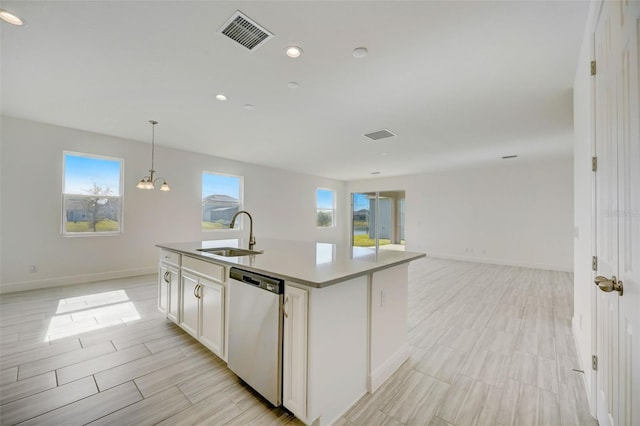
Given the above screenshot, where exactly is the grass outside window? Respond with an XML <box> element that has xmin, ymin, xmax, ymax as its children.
<box><xmin>65</xmin><ymin>219</ymin><xmax>119</xmax><ymax>233</ymax></box>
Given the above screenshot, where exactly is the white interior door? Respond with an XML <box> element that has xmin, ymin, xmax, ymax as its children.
<box><xmin>594</xmin><ymin>3</ymin><xmax>619</xmax><ymax>423</ymax></box>
<box><xmin>594</xmin><ymin>1</ymin><xmax>640</xmax><ymax>425</ymax></box>
<box><xmin>616</xmin><ymin>1</ymin><xmax>640</xmax><ymax>424</ymax></box>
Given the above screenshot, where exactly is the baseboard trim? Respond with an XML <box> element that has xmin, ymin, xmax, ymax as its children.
<box><xmin>427</xmin><ymin>253</ymin><xmax>572</xmax><ymax>272</ymax></box>
<box><xmin>0</xmin><ymin>267</ymin><xmax>157</xmax><ymax>294</ymax></box>
<box><xmin>323</xmin><ymin>389</ymin><xmax>368</xmax><ymax>426</ymax></box>
<box><xmin>368</xmin><ymin>343</ymin><xmax>411</xmax><ymax>393</ymax></box>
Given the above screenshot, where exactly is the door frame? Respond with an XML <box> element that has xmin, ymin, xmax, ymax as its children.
<box><xmin>589</xmin><ymin>2</ymin><xmax>601</xmax><ymax>416</ymax></box>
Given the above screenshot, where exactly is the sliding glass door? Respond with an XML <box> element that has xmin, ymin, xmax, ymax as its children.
<box><xmin>352</xmin><ymin>192</ymin><xmax>375</xmax><ymax>247</ymax></box>
<box><xmin>351</xmin><ymin>191</ymin><xmax>405</xmax><ymax>250</ymax></box>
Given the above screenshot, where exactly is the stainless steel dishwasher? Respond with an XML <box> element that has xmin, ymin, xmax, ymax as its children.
<box><xmin>227</xmin><ymin>267</ymin><xmax>284</xmax><ymax>406</ymax></box>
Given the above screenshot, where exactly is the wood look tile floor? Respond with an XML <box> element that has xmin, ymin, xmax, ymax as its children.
<box><xmin>0</xmin><ymin>259</ymin><xmax>596</xmax><ymax>425</ymax></box>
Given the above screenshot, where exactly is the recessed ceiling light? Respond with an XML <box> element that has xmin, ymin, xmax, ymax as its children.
<box><xmin>285</xmin><ymin>46</ymin><xmax>303</xmax><ymax>58</ymax></box>
<box><xmin>501</xmin><ymin>155</ymin><xmax>518</xmax><ymax>159</ymax></box>
<box><xmin>287</xmin><ymin>81</ymin><xmax>300</xmax><ymax>89</ymax></box>
<box><xmin>0</xmin><ymin>9</ymin><xmax>24</xmax><ymax>26</ymax></box>
<box><xmin>352</xmin><ymin>47</ymin><xmax>368</xmax><ymax>58</ymax></box>
<box><xmin>216</xmin><ymin>94</ymin><xmax>227</xmax><ymax>101</ymax></box>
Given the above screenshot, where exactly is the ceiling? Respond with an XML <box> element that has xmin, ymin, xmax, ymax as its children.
<box><xmin>1</xmin><ymin>1</ymin><xmax>589</xmax><ymax>181</ymax></box>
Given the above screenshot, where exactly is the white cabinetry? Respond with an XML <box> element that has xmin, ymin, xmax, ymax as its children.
<box><xmin>179</xmin><ymin>256</ymin><xmax>226</xmax><ymax>359</ymax></box>
<box><xmin>199</xmin><ymin>277</ymin><xmax>224</xmax><ymax>355</ymax></box>
<box><xmin>158</xmin><ymin>249</ymin><xmax>181</xmax><ymax>323</ymax></box>
<box><xmin>284</xmin><ymin>278</ymin><xmax>368</xmax><ymax>426</ymax></box>
<box><xmin>159</xmin><ymin>264</ymin><xmax>180</xmax><ymax>322</ymax></box>
<box><xmin>180</xmin><ymin>272</ymin><xmax>199</xmax><ymax>337</ymax></box>
<box><xmin>369</xmin><ymin>263</ymin><xmax>410</xmax><ymax>392</ymax></box>
<box><xmin>155</xmin><ymin>242</ymin><xmax>420</xmax><ymax>426</ymax></box>
<box><xmin>283</xmin><ymin>284</ymin><xmax>308</xmax><ymax>420</ymax></box>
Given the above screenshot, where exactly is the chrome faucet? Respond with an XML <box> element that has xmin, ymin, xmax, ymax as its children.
<box><xmin>230</xmin><ymin>210</ymin><xmax>256</xmax><ymax>249</ymax></box>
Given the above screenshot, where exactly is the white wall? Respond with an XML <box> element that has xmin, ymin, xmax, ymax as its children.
<box><xmin>572</xmin><ymin>0</ymin><xmax>600</xmax><ymax>416</ymax></box>
<box><xmin>347</xmin><ymin>156</ymin><xmax>574</xmax><ymax>271</ymax></box>
<box><xmin>0</xmin><ymin>116</ymin><xmax>347</xmax><ymax>292</ymax></box>
<box><xmin>0</xmin><ymin>115</ymin><xmax>578</xmax><ymax>292</ymax></box>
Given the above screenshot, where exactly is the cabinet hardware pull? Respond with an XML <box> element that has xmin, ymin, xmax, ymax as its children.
<box><xmin>164</xmin><ymin>271</ymin><xmax>170</xmax><ymax>283</ymax></box>
<box><xmin>283</xmin><ymin>296</ymin><xmax>289</xmax><ymax>318</ymax></box>
<box><xmin>194</xmin><ymin>284</ymin><xmax>199</xmax><ymax>299</ymax></box>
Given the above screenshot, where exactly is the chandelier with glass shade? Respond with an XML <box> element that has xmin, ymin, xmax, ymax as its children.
<box><xmin>136</xmin><ymin>120</ymin><xmax>170</xmax><ymax>191</ymax></box>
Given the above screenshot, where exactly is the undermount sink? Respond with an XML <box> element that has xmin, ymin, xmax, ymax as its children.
<box><xmin>197</xmin><ymin>247</ymin><xmax>263</xmax><ymax>257</ymax></box>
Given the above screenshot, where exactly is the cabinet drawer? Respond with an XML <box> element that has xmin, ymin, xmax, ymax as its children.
<box><xmin>160</xmin><ymin>249</ymin><xmax>181</xmax><ymax>266</ymax></box>
<box><xmin>183</xmin><ymin>256</ymin><xmax>225</xmax><ymax>283</ymax></box>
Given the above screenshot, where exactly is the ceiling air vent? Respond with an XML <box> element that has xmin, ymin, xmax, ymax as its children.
<box><xmin>218</xmin><ymin>11</ymin><xmax>273</xmax><ymax>51</ymax></box>
<box><xmin>363</xmin><ymin>129</ymin><xmax>396</xmax><ymax>141</ymax></box>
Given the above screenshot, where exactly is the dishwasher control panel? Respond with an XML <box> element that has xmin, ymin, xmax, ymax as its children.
<box><xmin>230</xmin><ymin>267</ymin><xmax>284</xmax><ymax>295</ymax></box>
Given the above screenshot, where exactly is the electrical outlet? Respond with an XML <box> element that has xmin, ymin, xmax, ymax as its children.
<box><xmin>29</xmin><ymin>265</ymin><xmax>37</xmax><ymax>273</ymax></box>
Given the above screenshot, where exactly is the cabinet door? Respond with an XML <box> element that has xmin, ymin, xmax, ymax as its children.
<box><xmin>167</xmin><ymin>266</ymin><xmax>180</xmax><ymax>323</ymax></box>
<box><xmin>158</xmin><ymin>264</ymin><xmax>170</xmax><ymax>314</ymax></box>
<box><xmin>283</xmin><ymin>284</ymin><xmax>308</xmax><ymax>420</ymax></box>
<box><xmin>199</xmin><ymin>278</ymin><xmax>224</xmax><ymax>357</ymax></box>
<box><xmin>180</xmin><ymin>272</ymin><xmax>199</xmax><ymax>338</ymax></box>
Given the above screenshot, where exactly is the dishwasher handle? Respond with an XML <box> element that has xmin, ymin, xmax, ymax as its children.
<box><xmin>242</xmin><ymin>275</ymin><xmax>261</xmax><ymax>286</ymax></box>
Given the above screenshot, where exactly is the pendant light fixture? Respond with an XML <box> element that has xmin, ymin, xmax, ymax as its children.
<box><xmin>0</xmin><ymin>9</ymin><xmax>25</xmax><ymax>26</ymax></box>
<box><xmin>136</xmin><ymin>120</ymin><xmax>170</xmax><ymax>191</ymax></box>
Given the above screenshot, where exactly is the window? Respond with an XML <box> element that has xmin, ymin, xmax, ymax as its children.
<box><xmin>316</xmin><ymin>188</ymin><xmax>335</xmax><ymax>228</ymax></box>
<box><xmin>63</xmin><ymin>152</ymin><xmax>123</xmax><ymax>235</ymax></box>
<box><xmin>202</xmin><ymin>172</ymin><xmax>242</xmax><ymax>231</ymax></box>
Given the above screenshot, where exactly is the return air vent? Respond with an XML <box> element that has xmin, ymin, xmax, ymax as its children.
<box><xmin>218</xmin><ymin>11</ymin><xmax>273</xmax><ymax>51</ymax></box>
<box><xmin>363</xmin><ymin>129</ymin><xmax>396</xmax><ymax>141</ymax></box>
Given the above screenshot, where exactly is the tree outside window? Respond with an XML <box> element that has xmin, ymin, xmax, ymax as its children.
<box><xmin>316</xmin><ymin>188</ymin><xmax>335</xmax><ymax>228</ymax></box>
<box><xmin>63</xmin><ymin>152</ymin><xmax>123</xmax><ymax>235</ymax></box>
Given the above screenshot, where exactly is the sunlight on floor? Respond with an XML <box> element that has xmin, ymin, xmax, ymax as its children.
<box><xmin>45</xmin><ymin>289</ymin><xmax>140</xmax><ymax>341</ymax></box>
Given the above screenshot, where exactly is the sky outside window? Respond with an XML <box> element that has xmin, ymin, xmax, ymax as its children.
<box><xmin>202</xmin><ymin>173</ymin><xmax>241</xmax><ymax>198</ymax></box>
<box><xmin>64</xmin><ymin>153</ymin><xmax>121</xmax><ymax>195</ymax></box>
<box><xmin>353</xmin><ymin>193</ymin><xmax>369</xmax><ymax>211</ymax></box>
<box><xmin>316</xmin><ymin>189</ymin><xmax>334</xmax><ymax>209</ymax></box>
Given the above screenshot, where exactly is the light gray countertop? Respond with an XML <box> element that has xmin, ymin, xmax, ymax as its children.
<box><xmin>157</xmin><ymin>238</ymin><xmax>426</xmax><ymax>288</ymax></box>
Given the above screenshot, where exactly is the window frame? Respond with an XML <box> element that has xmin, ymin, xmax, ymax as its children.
<box><xmin>316</xmin><ymin>187</ymin><xmax>336</xmax><ymax>228</ymax></box>
<box><xmin>201</xmin><ymin>171</ymin><xmax>244</xmax><ymax>232</ymax></box>
<box><xmin>62</xmin><ymin>151</ymin><xmax>124</xmax><ymax>237</ymax></box>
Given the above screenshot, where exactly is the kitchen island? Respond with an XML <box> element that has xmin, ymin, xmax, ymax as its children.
<box><xmin>156</xmin><ymin>238</ymin><xmax>425</xmax><ymax>426</ymax></box>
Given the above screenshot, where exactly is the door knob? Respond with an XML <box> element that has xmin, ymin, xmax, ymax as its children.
<box><xmin>594</xmin><ymin>275</ymin><xmax>624</xmax><ymax>296</ymax></box>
